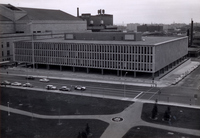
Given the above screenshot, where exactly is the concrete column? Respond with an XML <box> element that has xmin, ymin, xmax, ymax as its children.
<box><xmin>36</xmin><ymin>64</ymin><xmax>38</xmax><ymax>69</ymax></box>
<box><xmin>152</xmin><ymin>73</ymin><xmax>155</xmax><ymax>79</ymax></box>
<box><xmin>117</xmin><ymin>70</ymin><xmax>120</xmax><ymax>76</ymax></box>
<box><xmin>101</xmin><ymin>69</ymin><xmax>104</xmax><ymax>75</ymax></box>
<box><xmin>73</xmin><ymin>67</ymin><xmax>75</xmax><ymax>72</ymax></box>
<box><xmin>87</xmin><ymin>68</ymin><xmax>89</xmax><ymax>74</ymax></box>
<box><xmin>158</xmin><ymin>71</ymin><xmax>160</xmax><ymax>76</ymax></box>
<box><xmin>60</xmin><ymin>66</ymin><xmax>62</xmax><ymax>71</ymax></box>
<box><xmin>47</xmin><ymin>65</ymin><xmax>50</xmax><ymax>70</ymax></box>
<box><xmin>134</xmin><ymin>72</ymin><xmax>137</xmax><ymax>78</ymax></box>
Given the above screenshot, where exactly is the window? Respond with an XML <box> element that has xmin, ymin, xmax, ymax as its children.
<box><xmin>2</xmin><ymin>51</ymin><xmax>4</xmax><ymax>56</ymax></box>
<box><xmin>7</xmin><ymin>42</ymin><xmax>9</xmax><ymax>47</ymax></box>
<box><xmin>7</xmin><ymin>50</ymin><xmax>10</xmax><ymax>56</ymax></box>
<box><xmin>1</xmin><ymin>42</ymin><xmax>3</xmax><ymax>48</ymax></box>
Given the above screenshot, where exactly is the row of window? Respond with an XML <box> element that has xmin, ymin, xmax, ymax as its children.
<box><xmin>1</xmin><ymin>42</ymin><xmax>10</xmax><ymax>48</ymax></box>
<box><xmin>15</xmin><ymin>56</ymin><xmax>153</xmax><ymax>71</ymax></box>
<box><xmin>15</xmin><ymin>42</ymin><xmax>153</xmax><ymax>54</ymax></box>
<box><xmin>15</xmin><ymin>49</ymin><xmax>153</xmax><ymax>63</ymax></box>
<box><xmin>1</xmin><ymin>50</ymin><xmax>10</xmax><ymax>56</ymax></box>
<box><xmin>1</xmin><ymin>58</ymin><xmax>11</xmax><ymax>61</ymax></box>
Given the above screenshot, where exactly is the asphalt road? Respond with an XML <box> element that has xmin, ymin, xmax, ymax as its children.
<box><xmin>1</xmin><ymin>65</ymin><xmax>200</xmax><ymax>105</ymax></box>
<box><xmin>0</xmin><ymin>74</ymin><xmax>159</xmax><ymax>99</ymax></box>
<box><xmin>157</xmin><ymin>66</ymin><xmax>200</xmax><ymax>105</ymax></box>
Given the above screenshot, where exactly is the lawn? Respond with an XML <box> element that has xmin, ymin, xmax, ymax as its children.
<box><xmin>1</xmin><ymin>87</ymin><xmax>133</xmax><ymax>115</ymax></box>
<box><xmin>123</xmin><ymin>126</ymin><xmax>199</xmax><ymax>138</ymax></box>
<box><xmin>141</xmin><ymin>103</ymin><xmax>200</xmax><ymax>130</ymax></box>
<box><xmin>1</xmin><ymin>111</ymin><xmax>108</xmax><ymax>138</ymax></box>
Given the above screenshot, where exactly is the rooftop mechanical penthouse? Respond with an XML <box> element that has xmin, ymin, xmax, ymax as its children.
<box><xmin>14</xmin><ymin>32</ymin><xmax>188</xmax><ymax>78</ymax></box>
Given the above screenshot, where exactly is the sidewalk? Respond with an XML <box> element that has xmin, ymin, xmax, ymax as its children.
<box><xmin>1</xmin><ymin>60</ymin><xmax>200</xmax><ymax>87</ymax></box>
<box><xmin>1</xmin><ymin>100</ymin><xmax>200</xmax><ymax>138</ymax></box>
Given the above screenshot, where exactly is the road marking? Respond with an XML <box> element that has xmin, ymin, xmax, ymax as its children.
<box><xmin>148</xmin><ymin>92</ymin><xmax>157</xmax><ymax>100</ymax></box>
<box><xmin>134</xmin><ymin>92</ymin><xmax>143</xmax><ymax>99</ymax></box>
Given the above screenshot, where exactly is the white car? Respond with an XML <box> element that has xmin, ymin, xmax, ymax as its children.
<box><xmin>1</xmin><ymin>80</ymin><xmax>11</xmax><ymax>85</ymax></box>
<box><xmin>59</xmin><ymin>86</ymin><xmax>71</xmax><ymax>91</ymax></box>
<box><xmin>74</xmin><ymin>85</ymin><xmax>86</xmax><ymax>91</ymax></box>
<box><xmin>39</xmin><ymin>78</ymin><xmax>49</xmax><ymax>82</ymax></box>
<box><xmin>11</xmin><ymin>82</ymin><xmax>22</xmax><ymax>86</ymax></box>
<box><xmin>46</xmin><ymin>85</ymin><xmax>57</xmax><ymax>90</ymax></box>
<box><xmin>22</xmin><ymin>83</ymin><xmax>33</xmax><ymax>87</ymax></box>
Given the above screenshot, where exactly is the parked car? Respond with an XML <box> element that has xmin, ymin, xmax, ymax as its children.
<box><xmin>22</xmin><ymin>83</ymin><xmax>33</xmax><ymax>87</ymax></box>
<box><xmin>11</xmin><ymin>82</ymin><xmax>22</xmax><ymax>86</ymax></box>
<box><xmin>40</xmin><ymin>78</ymin><xmax>49</xmax><ymax>82</ymax></box>
<box><xmin>26</xmin><ymin>76</ymin><xmax>35</xmax><ymax>80</ymax></box>
<box><xmin>46</xmin><ymin>85</ymin><xmax>57</xmax><ymax>90</ymax></box>
<box><xmin>1</xmin><ymin>80</ymin><xmax>11</xmax><ymax>85</ymax></box>
<box><xmin>74</xmin><ymin>85</ymin><xmax>86</xmax><ymax>91</ymax></box>
<box><xmin>59</xmin><ymin>86</ymin><xmax>71</xmax><ymax>91</ymax></box>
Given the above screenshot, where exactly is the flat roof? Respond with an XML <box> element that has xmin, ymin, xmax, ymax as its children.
<box><xmin>28</xmin><ymin>36</ymin><xmax>187</xmax><ymax>46</ymax></box>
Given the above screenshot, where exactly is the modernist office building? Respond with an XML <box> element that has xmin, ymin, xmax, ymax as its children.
<box><xmin>14</xmin><ymin>32</ymin><xmax>188</xmax><ymax>78</ymax></box>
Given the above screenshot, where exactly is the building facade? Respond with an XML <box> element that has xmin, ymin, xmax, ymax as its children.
<box><xmin>137</xmin><ymin>24</ymin><xmax>163</xmax><ymax>33</ymax></box>
<box><xmin>0</xmin><ymin>4</ymin><xmax>87</xmax><ymax>63</ymax></box>
<box><xmin>14</xmin><ymin>32</ymin><xmax>188</xmax><ymax>78</ymax></box>
<box><xmin>79</xmin><ymin>9</ymin><xmax>118</xmax><ymax>32</ymax></box>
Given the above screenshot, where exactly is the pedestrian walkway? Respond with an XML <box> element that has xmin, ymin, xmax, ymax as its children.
<box><xmin>1</xmin><ymin>100</ymin><xmax>200</xmax><ymax>138</ymax></box>
<box><xmin>1</xmin><ymin>60</ymin><xmax>200</xmax><ymax>87</ymax></box>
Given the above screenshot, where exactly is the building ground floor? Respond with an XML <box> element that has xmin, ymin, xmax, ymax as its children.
<box><xmin>188</xmin><ymin>47</ymin><xmax>200</xmax><ymax>57</ymax></box>
<box><xmin>20</xmin><ymin>56</ymin><xmax>188</xmax><ymax>80</ymax></box>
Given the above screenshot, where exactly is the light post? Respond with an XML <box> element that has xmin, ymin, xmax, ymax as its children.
<box><xmin>57</xmin><ymin>108</ymin><xmax>62</xmax><ymax>125</ymax></box>
<box><xmin>57</xmin><ymin>93</ymin><xmax>62</xmax><ymax>125</ymax></box>
<box><xmin>28</xmin><ymin>20</ymin><xmax>35</xmax><ymax>70</ymax></box>
<box><xmin>7</xmin><ymin>101</ymin><xmax>10</xmax><ymax>116</ymax></box>
<box><xmin>6</xmin><ymin>101</ymin><xmax>12</xmax><ymax>133</ymax></box>
<box><xmin>123</xmin><ymin>72</ymin><xmax>128</xmax><ymax>98</ymax></box>
<box><xmin>31</xmin><ymin>30</ymin><xmax>35</xmax><ymax>70</ymax></box>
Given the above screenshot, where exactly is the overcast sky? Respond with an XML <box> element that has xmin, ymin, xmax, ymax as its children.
<box><xmin>1</xmin><ymin>0</ymin><xmax>200</xmax><ymax>25</ymax></box>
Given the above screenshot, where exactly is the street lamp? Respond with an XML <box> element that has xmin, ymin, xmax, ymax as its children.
<box><xmin>123</xmin><ymin>72</ymin><xmax>128</xmax><ymax>97</ymax></box>
<box><xmin>7</xmin><ymin>101</ymin><xmax>10</xmax><ymax>116</ymax></box>
<box><xmin>28</xmin><ymin>20</ymin><xmax>35</xmax><ymax>70</ymax></box>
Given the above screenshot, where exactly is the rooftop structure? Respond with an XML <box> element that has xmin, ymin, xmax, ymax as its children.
<box><xmin>0</xmin><ymin>3</ymin><xmax>87</xmax><ymax>63</ymax></box>
<box><xmin>79</xmin><ymin>9</ymin><xmax>117</xmax><ymax>32</ymax></box>
<box><xmin>0</xmin><ymin>4</ymin><xmax>87</xmax><ymax>34</ymax></box>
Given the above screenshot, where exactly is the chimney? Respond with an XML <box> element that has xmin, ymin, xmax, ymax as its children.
<box><xmin>190</xmin><ymin>19</ymin><xmax>193</xmax><ymax>46</ymax></box>
<box><xmin>77</xmin><ymin>7</ymin><xmax>79</xmax><ymax>17</ymax></box>
<box><xmin>102</xmin><ymin>9</ymin><xmax>105</xmax><ymax>14</ymax></box>
<box><xmin>187</xmin><ymin>29</ymin><xmax>190</xmax><ymax>47</ymax></box>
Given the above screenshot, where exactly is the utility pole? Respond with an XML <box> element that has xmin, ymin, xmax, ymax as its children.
<box><xmin>123</xmin><ymin>72</ymin><xmax>128</xmax><ymax>97</ymax></box>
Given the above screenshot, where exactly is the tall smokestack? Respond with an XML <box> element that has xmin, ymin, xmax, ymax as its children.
<box><xmin>77</xmin><ymin>7</ymin><xmax>79</xmax><ymax>17</ymax></box>
<box><xmin>187</xmin><ymin>29</ymin><xmax>190</xmax><ymax>47</ymax></box>
<box><xmin>190</xmin><ymin>19</ymin><xmax>193</xmax><ymax>46</ymax></box>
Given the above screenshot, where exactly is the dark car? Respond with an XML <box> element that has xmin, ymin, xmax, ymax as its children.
<box><xmin>59</xmin><ymin>86</ymin><xmax>71</xmax><ymax>91</ymax></box>
<box><xmin>22</xmin><ymin>83</ymin><xmax>33</xmax><ymax>87</ymax></box>
<box><xmin>26</xmin><ymin>76</ymin><xmax>35</xmax><ymax>80</ymax></box>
